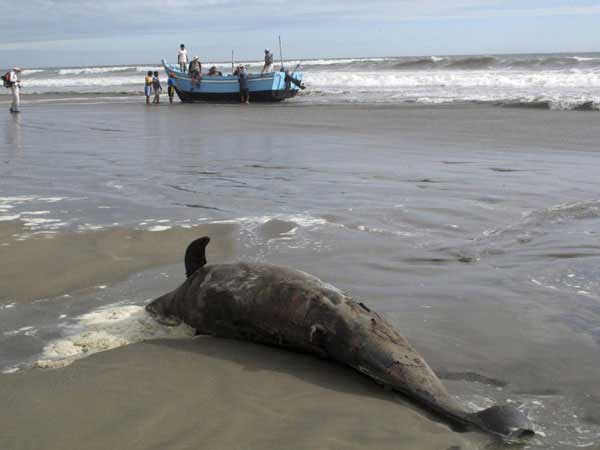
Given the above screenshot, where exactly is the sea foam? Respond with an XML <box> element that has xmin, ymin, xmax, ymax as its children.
<box><xmin>34</xmin><ymin>304</ymin><xmax>195</xmax><ymax>369</ymax></box>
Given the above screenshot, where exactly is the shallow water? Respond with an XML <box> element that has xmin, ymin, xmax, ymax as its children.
<box><xmin>1</xmin><ymin>102</ymin><xmax>599</xmax><ymax>449</ymax></box>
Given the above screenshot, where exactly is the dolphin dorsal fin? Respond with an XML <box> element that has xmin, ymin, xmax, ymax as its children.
<box><xmin>185</xmin><ymin>237</ymin><xmax>210</xmax><ymax>277</ymax></box>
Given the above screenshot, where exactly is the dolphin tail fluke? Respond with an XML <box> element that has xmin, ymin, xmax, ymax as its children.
<box><xmin>468</xmin><ymin>405</ymin><xmax>535</xmax><ymax>441</ymax></box>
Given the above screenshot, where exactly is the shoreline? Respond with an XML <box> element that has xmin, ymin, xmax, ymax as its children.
<box><xmin>1</xmin><ymin>93</ymin><xmax>599</xmax><ymax>111</ymax></box>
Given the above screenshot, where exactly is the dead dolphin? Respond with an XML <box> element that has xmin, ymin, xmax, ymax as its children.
<box><xmin>147</xmin><ymin>237</ymin><xmax>535</xmax><ymax>441</ymax></box>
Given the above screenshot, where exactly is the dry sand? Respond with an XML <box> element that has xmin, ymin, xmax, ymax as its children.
<box><xmin>0</xmin><ymin>337</ymin><xmax>486</xmax><ymax>450</ymax></box>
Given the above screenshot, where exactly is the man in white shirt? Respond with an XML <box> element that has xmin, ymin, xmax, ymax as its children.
<box><xmin>8</xmin><ymin>68</ymin><xmax>21</xmax><ymax>113</ymax></box>
<box><xmin>178</xmin><ymin>44</ymin><xmax>189</xmax><ymax>72</ymax></box>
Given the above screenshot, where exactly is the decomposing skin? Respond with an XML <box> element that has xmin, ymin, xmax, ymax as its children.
<box><xmin>147</xmin><ymin>237</ymin><xmax>535</xmax><ymax>441</ymax></box>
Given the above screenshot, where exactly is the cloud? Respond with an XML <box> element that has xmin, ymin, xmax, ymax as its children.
<box><xmin>0</xmin><ymin>0</ymin><xmax>599</xmax><ymax>47</ymax></box>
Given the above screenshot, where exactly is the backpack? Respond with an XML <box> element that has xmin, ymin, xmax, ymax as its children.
<box><xmin>2</xmin><ymin>72</ymin><xmax>12</xmax><ymax>88</ymax></box>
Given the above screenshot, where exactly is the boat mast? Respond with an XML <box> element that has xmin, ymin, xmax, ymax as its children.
<box><xmin>278</xmin><ymin>35</ymin><xmax>284</xmax><ymax>70</ymax></box>
<box><xmin>231</xmin><ymin>50</ymin><xmax>235</xmax><ymax>73</ymax></box>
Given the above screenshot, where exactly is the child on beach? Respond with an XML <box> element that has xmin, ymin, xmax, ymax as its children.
<box><xmin>167</xmin><ymin>72</ymin><xmax>176</xmax><ymax>104</ymax></box>
<box><xmin>152</xmin><ymin>71</ymin><xmax>162</xmax><ymax>104</ymax></box>
<box><xmin>144</xmin><ymin>71</ymin><xmax>153</xmax><ymax>104</ymax></box>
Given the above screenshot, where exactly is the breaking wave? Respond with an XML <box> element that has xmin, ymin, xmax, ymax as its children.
<box><xmin>446</xmin><ymin>55</ymin><xmax>498</xmax><ymax>69</ymax></box>
<box><xmin>392</xmin><ymin>57</ymin><xmax>442</xmax><ymax>70</ymax></box>
<box><xmin>302</xmin><ymin>69</ymin><xmax>600</xmax><ymax>111</ymax></box>
<box><xmin>498</xmin><ymin>99</ymin><xmax>600</xmax><ymax>111</ymax></box>
<box><xmin>474</xmin><ymin>200</ymin><xmax>600</xmax><ymax>252</ymax></box>
<box><xmin>58</xmin><ymin>66</ymin><xmax>136</xmax><ymax>75</ymax></box>
<box><xmin>25</xmin><ymin>75</ymin><xmax>141</xmax><ymax>89</ymax></box>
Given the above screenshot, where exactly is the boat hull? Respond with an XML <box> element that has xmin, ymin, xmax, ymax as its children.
<box><xmin>162</xmin><ymin>61</ymin><xmax>303</xmax><ymax>103</ymax></box>
<box><xmin>173</xmin><ymin>86</ymin><xmax>299</xmax><ymax>103</ymax></box>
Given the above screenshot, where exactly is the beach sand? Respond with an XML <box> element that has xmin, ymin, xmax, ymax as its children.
<box><xmin>0</xmin><ymin>337</ymin><xmax>482</xmax><ymax>450</ymax></box>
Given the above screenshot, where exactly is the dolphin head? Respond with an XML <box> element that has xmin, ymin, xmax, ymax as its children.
<box><xmin>146</xmin><ymin>283</ymin><xmax>186</xmax><ymax>326</ymax></box>
<box><xmin>146</xmin><ymin>236</ymin><xmax>212</xmax><ymax>326</ymax></box>
<box><xmin>470</xmin><ymin>405</ymin><xmax>535</xmax><ymax>441</ymax></box>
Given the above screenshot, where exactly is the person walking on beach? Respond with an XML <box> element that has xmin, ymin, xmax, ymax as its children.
<box><xmin>261</xmin><ymin>49</ymin><xmax>274</xmax><ymax>74</ymax></box>
<box><xmin>3</xmin><ymin>67</ymin><xmax>22</xmax><ymax>113</ymax></box>
<box><xmin>178</xmin><ymin>44</ymin><xmax>188</xmax><ymax>72</ymax></box>
<box><xmin>237</xmin><ymin>65</ymin><xmax>250</xmax><ymax>104</ymax></box>
<box><xmin>167</xmin><ymin>72</ymin><xmax>176</xmax><ymax>104</ymax></box>
<box><xmin>144</xmin><ymin>70</ymin><xmax>153</xmax><ymax>104</ymax></box>
<box><xmin>152</xmin><ymin>71</ymin><xmax>162</xmax><ymax>104</ymax></box>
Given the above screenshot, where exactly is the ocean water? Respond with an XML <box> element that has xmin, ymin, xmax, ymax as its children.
<box><xmin>4</xmin><ymin>52</ymin><xmax>600</xmax><ymax>110</ymax></box>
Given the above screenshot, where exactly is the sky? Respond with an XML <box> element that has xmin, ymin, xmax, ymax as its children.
<box><xmin>0</xmin><ymin>0</ymin><xmax>599</xmax><ymax>67</ymax></box>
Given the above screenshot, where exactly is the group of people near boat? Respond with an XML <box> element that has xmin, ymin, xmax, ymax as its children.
<box><xmin>172</xmin><ymin>43</ymin><xmax>275</xmax><ymax>104</ymax></box>
<box><xmin>144</xmin><ymin>42</ymin><xmax>278</xmax><ymax>106</ymax></box>
<box><xmin>144</xmin><ymin>70</ymin><xmax>177</xmax><ymax>105</ymax></box>
<box><xmin>3</xmin><ymin>44</ymin><xmax>292</xmax><ymax>112</ymax></box>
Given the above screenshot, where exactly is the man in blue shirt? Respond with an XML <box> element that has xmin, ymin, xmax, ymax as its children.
<box><xmin>237</xmin><ymin>65</ymin><xmax>249</xmax><ymax>104</ymax></box>
<box><xmin>167</xmin><ymin>72</ymin><xmax>176</xmax><ymax>104</ymax></box>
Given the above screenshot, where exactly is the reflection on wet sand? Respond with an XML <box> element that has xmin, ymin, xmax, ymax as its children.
<box><xmin>4</xmin><ymin>112</ymin><xmax>22</xmax><ymax>157</ymax></box>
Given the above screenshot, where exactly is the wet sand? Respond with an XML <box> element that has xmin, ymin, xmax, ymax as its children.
<box><xmin>0</xmin><ymin>221</ymin><xmax>238</xmax><ymax>303</ymax></box>
<box><xmin>0</xmin><ymin>338</ymin><xmax>482</xmax><ymax>450</ymax></box>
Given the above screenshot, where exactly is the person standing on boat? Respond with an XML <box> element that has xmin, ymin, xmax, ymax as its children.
<box><xmin>237</xmin><ymin>65</ymin><xmax>250</xmax><ymax>104</ymax></box>
<box><xmin>207</xmin><ymin>66</ymin><xmax>222</xmax><ymax>76</ymax></box>
<box><xmin>178</xmin><ymin>44</ymin><xmax>188</xmax><ymax>72</ymax></box>
<box><xmin>188</xmin><ymin>56</ymin><xmax>202</xmax><ymax>87</ymax></box>
<box><xmin>4</xmin><ymin>68</ymin><xmax>22</xmax><ymax>113</ymax></box>
<box><xmin>261</xmin><ymin>49</ymin><xmax>274</xmax><ymax>74</ymax></box>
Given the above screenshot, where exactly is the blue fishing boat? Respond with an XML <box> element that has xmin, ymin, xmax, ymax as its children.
<box><xmin>162</xmin><ymin>60</ymin><xmax>304</xmax><ymax>103</ymax></box>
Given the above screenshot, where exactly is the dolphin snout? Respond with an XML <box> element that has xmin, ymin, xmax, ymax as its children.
<box><xmin>146</xmin><ymin>292</ymin><xmax>182</xmax><ymax>326</ymax></box>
